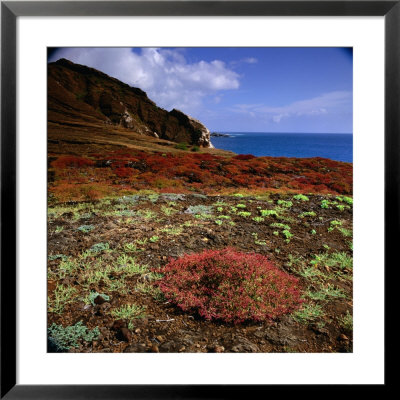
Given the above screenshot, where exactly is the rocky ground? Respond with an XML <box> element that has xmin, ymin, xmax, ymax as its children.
<box><xmin>47</xmin><ymin>192</ymin><xmax>353</xmax><ymax>353</ymax></box>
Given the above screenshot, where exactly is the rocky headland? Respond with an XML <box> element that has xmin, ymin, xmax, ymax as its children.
<box><xmin>48</xmin><ymin>58</ymin><xmax>213</xmax><ymax>148</ymax></box>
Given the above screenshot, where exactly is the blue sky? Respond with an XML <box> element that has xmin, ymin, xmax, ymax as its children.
<box><xmin>49</xmin><ymin>47</ymin><xmax>353</xmax><ymax>133</ymax></box>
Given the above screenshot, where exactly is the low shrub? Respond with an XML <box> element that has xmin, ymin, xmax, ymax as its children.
<box><xmin>51</xmin><ymin>155</ymin><xmax>94</xmax><ymax>169</ymax></box>
<box><xmin>233</xmin><ymin>154</ymin><xmax>256</xmax><ymax>160</ymax></box>
<box><xmin>48</xmin><ymin>321</ymin><xmax>100</xmax><ymax>352</ymax></box>
<box><xmin>184</xmin><ymin>204</ymin><xmax>213</xmax><ymax>215</ymax></box>
<box><xmin>175</xmin><ymin>142</ymin><xmax>188</xmax><ymax>150</ymax></box>
<box><xmin>260</xmin><ymin>209</ymin><xmax>278</xmax><ymax>217</ymax></box>
<box><xmin>157</xmin><ymin>248</ymin><xmax>303</xmax><ymax>323</ymax></box>
<box><xmin>77</xmin><ymin>224</ymin><xmax>95</xmax><ymax>233</ymax></box>
<box><xmin>277</xmin><ymin>199</ymin><xmax>293</xmax><ymax>208</ymax></box>
<box><xmin>89</xmin><ymin>242</ymin><xmax>110</xmax><ymax>254</ymax></box>
<box><xmin>293</xmin><ymin>194</ymin><xmax>309</xmax><ymax>202</ymax></box>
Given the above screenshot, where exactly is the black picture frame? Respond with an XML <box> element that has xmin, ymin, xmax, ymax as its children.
<box><xmin>1</xmin><ymin>0</ymin><xmax>394</xmax><ymax>397</ymax></box>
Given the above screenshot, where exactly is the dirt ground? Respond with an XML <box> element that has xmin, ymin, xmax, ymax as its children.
<box><xmin>47</xmin><ymin>192</ymin><xmax>353</xmax><ymax>353</ymax></box>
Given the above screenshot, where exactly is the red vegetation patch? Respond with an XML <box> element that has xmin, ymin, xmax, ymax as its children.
<box><xmin>51</xmin><ymin>155</ymin><xmax>94</xmax><ymax>169</ymax></box>
<box><xmin>157</xmin><ymin>248</ymin><xmax>303</xmax><ymax>324</ymax></box>
<box><xmin>233</xmin><ymin>154</ymin><xmax>256</xmax><ymax>160</ymax></box>
<box><xmin>48</xmin><ymin>149</ymin><xmax>352</xmax><ymax>202</ymax></box>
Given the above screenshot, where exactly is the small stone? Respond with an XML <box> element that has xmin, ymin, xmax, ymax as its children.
<box><xmin>112</xmin><ymin>319</ymin><xmax>126</xmax><ymax>330</ymax></box>
<box><xmin>253</xmin><ymin>330</ymin><xmax>265</xmax><ymax>339</ymax></box>
<box><xmin>111</xmin><ymin>320</ymin><xmax>132</xmax><ymax>342</ymax></box>
<box><xmin>230</xmin><ymin>336</ymin><xmax>260</xmax><ymax>353</ymax></box>
<box><xmin>94</xmin><ymin>295</ymin><xmax>106</xmax><ymax>305</ymax></box>
<box><xmin>150</xmin><ymin>344</ymin><xmax>159</xmax><ymax>353</ymax></box>
<box><xmin>110</xmin><ymin>297</ymin><xmax>119</xmax><ymax>306</ymax></box>
<box><xmin>120</xmin><ymin>327</ymin><xmax>132</xmax><ymax>342</ymax></box>
<box><xmin>214</xmin><ymin>345</ymin><xmax>225</xmax><ymax>353</ymax></box>
<box><xmin>97</xmin><ymin>348</ymin><xmax>112</xmax><ymax>353</ymax></box>
<box><xmin>135</xmin><ymin>328</ymin><xmax>141</xmax><ymax>334</ymax></box>
<box><xmin>123</xmin><ymin>343</ymin><xmax>147</xmax><ymax>353</ymax></box>
<box><xmin>158</xmin><ymin>341</ymin><xmax>176</xmax><ymax>352</ymax></box>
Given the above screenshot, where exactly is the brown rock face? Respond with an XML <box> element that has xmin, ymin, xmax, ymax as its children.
<box><xmin>48</xmin><ymin>58</ymin><xmax>212</xmax><ymax>147</ymax></box>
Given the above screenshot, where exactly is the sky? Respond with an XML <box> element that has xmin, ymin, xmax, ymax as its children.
<box><xmin>48</xmin><ymin>47</ymin><xmax>353</xmax><ymax>133</ymax></box>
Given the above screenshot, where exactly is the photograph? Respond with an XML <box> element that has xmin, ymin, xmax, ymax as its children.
<box><xmin>46</xmin><ymin>46</ymin><xmax>353</xmax><ymax>354</ymax></box>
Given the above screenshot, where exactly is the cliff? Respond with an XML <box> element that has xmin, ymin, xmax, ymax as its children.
<box><xmin>48</xmin><ymin>58</ymin><xmax>213</xmax><ymax>147</ymax></box>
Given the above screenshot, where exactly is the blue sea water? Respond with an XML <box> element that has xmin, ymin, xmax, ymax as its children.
<box><xmin>211</xmin><ymin>132</ymin><xmax>353</xmax><ymax>163</ymax></box>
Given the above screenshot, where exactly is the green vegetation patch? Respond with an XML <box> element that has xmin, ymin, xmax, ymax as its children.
<box><xmin>310</xmin><ymin>252</ymin><xmax>352</xmax><ymax>271</ymax></box>
<box><xmin>48</xmin><ymin>284</ymin><xmax>77</xmax><ymax>314</ymax></box>
<box><xmin>48</xmin><ymin>254</ymin><xmax>68</xmax><ymax>261</ymax></box>
<box><xmin>58</xmin><ymin>259</ymin><xmax>78</xmax><ymax>278</ymax></box>
<box><xmin>260</xmin><ymin>209</ymin><xmax>278</xmax><ymax>217</ymax></box>
<box><xmin>340</xmin><ymin>311</ymin><xmax>353</xmax><ymax>330</ymax></box>
<box><xmin>48</xmin><ymin>321</ymin><xmax>100</xmax><ymax>352</ymax></box>
<box><xmin>270</xmin><ymin>222</ymin><xmax>291</xmax><ymax>230</ymax></box>
<box><xmin>161</xmin><ymin>226</ymin><xmax>183</xmax><ymax>235</ymax></box>
<box><xmin>299</xmin><ymin>211</ymin><xmax>316</xmax><ymax>218</ymax></box>
<box><xmin>175</xmin><ymin>142</ymin><xmax>188</xmax><ymax>150</ymax></box>
<box><xmin>89</xmin><ymin>242</ymin><xmax>110</xmax><ymax>254</ymax></box>
<box><xmin>277</xmin><ymin>199</ymin><xmax>293</xmax><ymax>208</ymax></box>
<box><xmin>321</xmin><ymin>199</ymin><xmax>335</xmax><ymax>209</ymax></box>
<box><xmin>185</xmin><ymin>205</ymin><xmax>213</xmax><ymax>215</ymax></box>
<box><xmin>306</xmin><ymin>284</ymin><xmax>346</xmax><ymax>301</ymax></box>
<box><xmin>77</xmin><ymin>224</ymin><xmax>95</xmax><ymax>233</ymax></box>
<box><xmin>111</xmin><ymin>304</ymin><xmax>146</xmax><ymax>321</ymax></box>
<box><xmin>161</xmin><ymin>206</ymin><xmax>178</xmax><ymax>216</ymax></box>
<box><xmin>337</xmin><ymin>227</ymin><xmax>352</xmax><ymax>237</ymax></box>
<box><xmin>137</xmin><ymin>209</ymin><xmax>157</xmax><ymax>220</ymax></box>
<box><xmin>328</xmin><ymin>220</ymin><xmax>342</xmax><ymax>232</ymax></box>
<box><xmin>116</xmin><ymin>254</ymin><xmax>149</xmax><ymax>275</ymax></box>
<box><xmin>293</xmin><ymin>194</ymin><xmax>309</xmax><ymax>202</ymax></box>
<box><xmin>336</xmin><ymin>196</ymin><xmax>353</xmax><ymax>205</ymax></box>
<box><xmin>293</xmin><ymin>303</ymin><xmax>324</xmax><ymax>324</ymax></box>
<box><xmin>135</xmin><ymin>282</ymin><xmax>165</xmax><ymax>301</ymax></box>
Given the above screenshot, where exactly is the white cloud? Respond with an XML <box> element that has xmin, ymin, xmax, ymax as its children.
<box><xmin>231</xmin><ymin>91</ymin><xmax>352</xmax><ymax>123</ymax></box>
<box><xmin>49</xmin><ymin>48</ymin><xmax>240</xmax><ymax>115</ymax></box>
<box><xmin>243</xmin><ymin>57</ymin><xmax>258</xmax><ymax>64</ymax></box>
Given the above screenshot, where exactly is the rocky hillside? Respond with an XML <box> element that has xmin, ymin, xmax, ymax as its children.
<box><xmin>48</xmin><ymin>58</ymin><xmax>213</xmax><ymax>147</ymax></box>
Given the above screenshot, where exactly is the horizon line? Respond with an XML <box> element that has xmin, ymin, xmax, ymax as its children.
<box><xmin>212</xmin><ymin>131</ymin><xmax>353</xmax><ymax>135</ymax></box>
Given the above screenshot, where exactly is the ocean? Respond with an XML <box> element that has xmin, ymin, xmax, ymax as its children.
<box><xmin>211</xmin><ymin>132</ymin><xmax>353</xmax><ymax>163</ymax></box>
